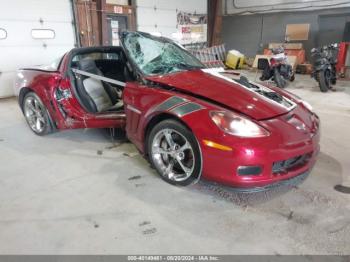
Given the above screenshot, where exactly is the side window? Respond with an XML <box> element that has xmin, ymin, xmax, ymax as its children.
<box><xmin>0</xmin><ymin>28</ymin><xmax>7</xmax><ymax>40</ymax></box>
<box><xmin>31</xmin><ymin>29</ymin><xmax>55</xmax><ymax>39</ymax></box>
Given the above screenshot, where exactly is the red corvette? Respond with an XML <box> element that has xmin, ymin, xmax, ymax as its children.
<box><xmin>14</xmin><ymin>31</ymin><xmax>320</xmax><ymax>189</ymax></box>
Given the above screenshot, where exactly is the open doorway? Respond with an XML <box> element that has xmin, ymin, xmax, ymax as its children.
<box><xmin>107</xmin><ymin>15</ymin><xmax>128</xmax><ymax>46</ymax></box>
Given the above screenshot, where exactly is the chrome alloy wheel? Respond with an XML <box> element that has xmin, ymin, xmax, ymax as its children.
<box><xmin>24</xmin><ymin>96</ymin><xmax>47</xmax><ymax>133</ymax></box>
<box><xmin>151</xmin><ymin>128</ymin><xmax>195</xmax><ymax>182</ymax></box>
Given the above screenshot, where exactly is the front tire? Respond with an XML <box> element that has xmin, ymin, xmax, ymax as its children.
<box><xmin>318</xmin><ymin>70</ymin><xmax>331</xmax><ymax>92</ymax></box>
<box><xmin>22</xmin><ymin>92</ymin><xmax>53</xmax><ymax>136</ymax></box>
<box><xmin>273</xmin><ymin>67</ymin><xmax>286</xmax><ymax>88</ymax></box>
<box><xmin>147</xmin><ymin>119</ymin><xmax>202</xmax><ymax>186</ymax></box>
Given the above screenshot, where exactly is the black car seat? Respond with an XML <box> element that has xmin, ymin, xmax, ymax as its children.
<box><xmin>76</xmin><ymin>58</ymin><xmax>122</xmax><ymax>113</ymax></box>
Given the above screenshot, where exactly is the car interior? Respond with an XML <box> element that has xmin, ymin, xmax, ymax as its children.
<box><xmin>70</xmin><ymin>47</ymin><xmax>135</xmax><ymax>114</ymax></box>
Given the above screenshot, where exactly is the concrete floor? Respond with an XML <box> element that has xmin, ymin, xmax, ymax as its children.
<box><xmin>0</xmin><ymin>72</ymin><xmax>350</xmax><ymax>255</ymax></box>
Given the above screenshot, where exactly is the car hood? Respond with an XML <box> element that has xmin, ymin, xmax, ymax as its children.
<box><xmin>146</xmin><ymin>68</ymin><xmax>296</xmax><ymax>120</ymax></box>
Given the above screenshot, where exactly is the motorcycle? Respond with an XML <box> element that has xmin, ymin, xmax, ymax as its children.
<box><xmin>260</xmin><ymin>46</ymin><xmax>295</xmax><ymax>88</ymax></box>
<box><xmin>311</xmin><ymin>43</ymin><xmax>339</xmax><ymax>92</ymax></box>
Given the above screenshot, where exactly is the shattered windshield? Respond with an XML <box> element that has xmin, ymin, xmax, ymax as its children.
<box><xmin>123</xmin><ymin>32</ymin><xmax>204</xmax><ymax>76</ymax></box>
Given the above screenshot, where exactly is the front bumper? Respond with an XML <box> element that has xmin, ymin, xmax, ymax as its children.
<box><xmin>222</xmin><ymin>169</ymin><xmax>311</xmax><ymax>193</ymax></box>
<box><xmin>201</xmin><ymin>138</ymin><xmax>319</xmax><ymax>188</ymax></box>
<box><xmin>198</xmin><ymin>111</ymin><xmax>320</xmax><ymax>188</ymax></box>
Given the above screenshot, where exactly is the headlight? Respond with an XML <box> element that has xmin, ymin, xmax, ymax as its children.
<box><xmin>209</xmin><ymin>111</ymin><xmax>270</xmax><ymax>137</ymax></box>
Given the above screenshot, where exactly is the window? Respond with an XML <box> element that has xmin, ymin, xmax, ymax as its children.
<box><xmin>0</xmin><ymin>28</ymin><xmax>7</xmax><ymax>39</ymax></box>
<box><xmin>31</xmin><ymin>29</ymin><xmax>55</xmax><ymax>39</ymax></box>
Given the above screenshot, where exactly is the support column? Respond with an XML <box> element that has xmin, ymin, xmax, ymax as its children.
<box><xmin>207</xmin><ymin>0</ymin><xmax>222</xmax><ymax>47</ymax></box>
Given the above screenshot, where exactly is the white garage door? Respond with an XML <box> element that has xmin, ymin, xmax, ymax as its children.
<box><xmin>0</xmin><ymin>0</ymin><xmax>76</xmax><ymax>98</ymax></box>
<box><xmin>136</xmin><ymin>0</ymin><xmax>207</xmax><ymax>39</ymax></box>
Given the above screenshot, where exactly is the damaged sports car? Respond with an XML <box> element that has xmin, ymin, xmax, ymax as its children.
<box><xmin>14</xmin><ymin>31</ymin><xmax>320</xmax><ymax>189</ymax></box>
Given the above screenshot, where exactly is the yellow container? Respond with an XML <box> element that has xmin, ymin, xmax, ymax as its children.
<box><xmin>225</xmin><ymin>50</ymin><xmax>245</xmax><ymax>69</ymax></box>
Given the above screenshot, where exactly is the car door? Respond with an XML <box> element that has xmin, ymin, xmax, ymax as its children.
<box><xmin>53</xmin><ymin>50</ymin><xmax>127</xmax><ymax>130</ymax></box>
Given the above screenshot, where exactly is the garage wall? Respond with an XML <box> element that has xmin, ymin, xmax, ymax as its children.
<box><xmin>0</xmin><ymin>0</ymin><xmax>75</xmax><ymax>98</ymax></box>
<box><xmin>224</xmin><ymin>0</ymin><xmax>350</xmax><ymax>14</ymax></box>
<box><xmin>135</xmin><ymin>0</ymin><xmax>207</xmax><ymax>38</ymax></box>
<box><xmin>222</xmin><ymin>7</ymin><xmax>350</xmax><ymax>60</ymax></box>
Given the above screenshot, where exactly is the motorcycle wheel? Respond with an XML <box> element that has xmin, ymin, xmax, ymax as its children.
<box><xmin>318</xmin><ymin>70</ymin><xmax>331</xmax><ymax>92</ymax></box>
<box><xmin>290</xmin><ymin>73</ymin><xmax>295</xmax><ymax>82</ymax></box>
<box><xmin>273</xmin><ymin>67</ymin><xmax>286</xmax><ymax>88</ymax></box>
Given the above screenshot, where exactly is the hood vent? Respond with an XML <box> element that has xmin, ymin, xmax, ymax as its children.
<box><xmin>225</xmin><ymin>73</ymin><xmax>295</xmax><ymax>110</ymax></box>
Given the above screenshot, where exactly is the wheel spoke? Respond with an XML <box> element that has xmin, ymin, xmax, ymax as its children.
<box><xmin>36</xmin><ymin>118</ymin><xmax>42</xmax><ymax>131</ymax></box>
<box><xmin>165</xmin><ymin>160</ymin><xmax>175</xmax><ymax>179</ymax></box>
<box><xmin>25</xmin><ymin>98</ymin><xmax>36</xmax><ymax>112</ymax></box>
<box><xmin>166</xmin><ymin>161</ymin><xmax>174</xmax><ymax>172</ymax></box>
<box><xmin>34</xmin><ymin>99</ymin><xmax>40</xmax><ymax>111</ymax></box>
<box><xmin>153</xmin><ymin>147</ymin><xmax>171</xmax><ymax>155</ymax></box>
<box><xmin>25</xmin><ymin>109</ymin><xmax>35</xmax><ymax>117</ymax></box>
<box><xmin>37</xmin><ymin>116</ymin><xmax>45</xmax><ymax>124</ymax></box>
<box><xmin>175</xmin><ymin>156</ymin><xmax>191</xmax><ymax>175</ymax></box>
<box><xmin>27</xmin><ymin>114</ymin><xmax>36</xmax><ymax>126</ymax></box>
<box><xmin>164</xmin><ymin>130</ymin><xmax>175</xmax><ymax>148</ymax></box>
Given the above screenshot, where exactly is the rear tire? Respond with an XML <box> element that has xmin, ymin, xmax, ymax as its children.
<box><xmin>147</xmin><ymin>119</ymin><xmax>202</xmax><ymax>186</ymax></box>
<box><xmin>273</xmin><ymin>67</ymin><xmax>286</xmax><ymax>88</ymax></box>
<box><xmin>318</xmin><ymin>70</ymin><xmax>330</xmax><ymax>92</ymax></box>
<box><xmin>22</xmin><ymin>92</ymin><xmax>53</xmax><ymax>136</ymax></box>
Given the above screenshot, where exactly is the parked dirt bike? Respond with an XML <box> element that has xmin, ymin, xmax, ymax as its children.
<box><xmin>311</xmin><ymin>43</ymin><xmax>339</xmax><ymax>92</ymax></box>
<box><xmin>260</xmin><ymin>46</ymin><xmax>295</xmax><ymax>88</ymax></box>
